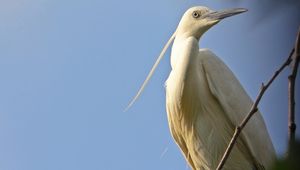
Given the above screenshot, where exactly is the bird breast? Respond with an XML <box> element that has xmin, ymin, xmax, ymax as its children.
<box><xmin>166</xmin><ymin>37</ymin><xmax>206</xmax><ymax>126</ymax></box>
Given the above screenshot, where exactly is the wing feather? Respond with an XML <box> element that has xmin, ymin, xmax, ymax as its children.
<box><xmin>200</xmin><ymin>49</ymin><xmax>276</xmax><ymax>169</ymax></box>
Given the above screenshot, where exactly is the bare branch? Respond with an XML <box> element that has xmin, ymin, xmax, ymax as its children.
<box><xmin>288</xmin><ymin>27</ymin><xmax>300</xmax><ymax>155</ymax></box>
<box><xmin>216</xmin><ymin>48</ymin><xmax>294</xmax><ymax>170</ymax></box>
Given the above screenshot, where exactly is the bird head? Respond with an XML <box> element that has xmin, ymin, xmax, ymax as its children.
<box><xmin>126</xmin><ymin>6</ymin><xmax>247</xmax><ymax>110</ymax></box>
<box><xmin>175</xmin><ymin>6</ymin><xmax>247</xmax><ymax>40</ymax></box>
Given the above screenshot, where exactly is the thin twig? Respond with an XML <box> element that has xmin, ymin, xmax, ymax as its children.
<box><xmin>288</xmin><ymin>27</ymin><xmax>300</xmax><ymax>155</ymax></box>
<box><xmin>216</xmin><ymin>48</ymin><xmax>294</xmax><ymax>170</ymax></box>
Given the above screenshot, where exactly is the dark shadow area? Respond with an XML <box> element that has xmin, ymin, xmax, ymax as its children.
<box><xmin>272</xmin><ymin>140</ymin><xmax>300</xmax><ymax>170</ymax></box>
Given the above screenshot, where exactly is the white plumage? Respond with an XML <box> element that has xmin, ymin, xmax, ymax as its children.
<box><xmin>129</xmin><ymin>6</ymin><xmax>276</xmax><ymax>170</ymax></box>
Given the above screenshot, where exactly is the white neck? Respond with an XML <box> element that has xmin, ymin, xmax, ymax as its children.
<box><xmin>170</xmin><ymin>36</ymin><xmax>199</xmax><ymax>70</ymax></box>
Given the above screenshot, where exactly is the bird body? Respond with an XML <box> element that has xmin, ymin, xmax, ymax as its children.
<box><xmin>166</xmin><ymin>36</ymin><xmax>275</xmax><ymax>169</ymax></box>
<box><xmin>128</xmin><ymin>6</ymin><xmax>276</xmax><ymax>170</ymax></box>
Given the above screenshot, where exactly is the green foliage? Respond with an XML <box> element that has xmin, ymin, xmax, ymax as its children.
<box><xmin>272</xmin><ymin>140</ymin><xmax>300</xmax><ymax>170</ymax></box>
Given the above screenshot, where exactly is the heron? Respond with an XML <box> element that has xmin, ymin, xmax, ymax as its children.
<box><xmin>128</xmin><ymin>6</ymin><xmax>276</xmax><ymax>170</ymax></box>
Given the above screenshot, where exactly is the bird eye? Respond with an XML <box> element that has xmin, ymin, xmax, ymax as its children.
<box><xmin>192</xmin><ymin>11</ymin><xmax>200</xmax><ymax>18</ymax></box>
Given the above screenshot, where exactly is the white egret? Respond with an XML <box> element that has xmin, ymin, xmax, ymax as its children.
<box><xmin>128</xmin><ymin>6</ymin><xmax>276</xmax><ymax>170</ymax></box>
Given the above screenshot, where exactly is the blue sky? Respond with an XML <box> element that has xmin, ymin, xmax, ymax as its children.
<box><xmin>0</xmin><ymin>0</ymin><xmax>299</xmax><ymax>170</ymax></box>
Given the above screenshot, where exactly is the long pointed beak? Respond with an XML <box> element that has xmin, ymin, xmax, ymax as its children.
<box><xmin>204</xmin><ymin>8</ymin><xmax>248</xmax><ymax>21</ymax></box>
